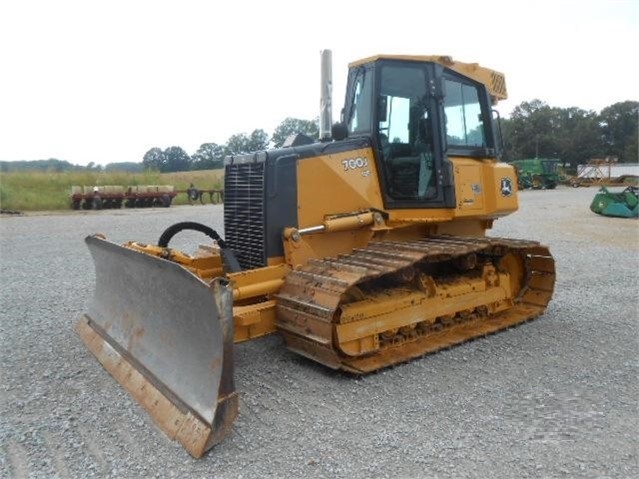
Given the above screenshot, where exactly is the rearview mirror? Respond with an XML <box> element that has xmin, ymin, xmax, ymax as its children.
<box><xmin>331</xmin><ymin>122</ymin><xmax>349</xmax><ymax>141</ymax></box>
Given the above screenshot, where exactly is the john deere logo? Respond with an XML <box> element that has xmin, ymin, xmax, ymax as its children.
<box><xmin>500</xmin><ymin>177</ymin><xmax>513</xmax><ymax>197</ymax></box>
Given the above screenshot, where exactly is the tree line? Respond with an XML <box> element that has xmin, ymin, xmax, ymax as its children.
<box><xmin>141</xmin><ymin>118</ymin><xmax>318</xmax><ymax>172</ymax></box>
<box><xmin>500</xmin><ymin>100</ymin><xmax>637</xmax><ymax>169</ymax></box>
<box><xmin>1</xmin><ymin>101</ymin><xmax>636</xmax><ymax>174</ymax></box>
<box><xmin>139</xmin><ymin>100</ymin><xmax>639</xmax><ymax>173</ymax></box>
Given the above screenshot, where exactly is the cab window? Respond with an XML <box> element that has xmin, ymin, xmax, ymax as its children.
<box><xmin>443</xmin><ymin>77</ymin><xmax>486</xmax><ymax>148</ymax></box>
<box><xmin>347</xmin><ymin>69</ymin><xmax>373</xmax><ymax>134</ymax></box>
<box><xmin>377</xmin><ymin>64</ymin><xmax>436</xmax><ymax>201</ymax></box>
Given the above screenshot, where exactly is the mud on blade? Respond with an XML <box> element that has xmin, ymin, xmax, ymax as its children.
<box><xmin>75</xmin><ymin>235</ymin><xmax>238</xmax><ymax>457</ymax></box>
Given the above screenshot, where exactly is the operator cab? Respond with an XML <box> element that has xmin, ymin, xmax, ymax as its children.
<box><xmin>339</xmin><ymin>56</ymin><xmax>501</xmax><ymax>209</ymax></box>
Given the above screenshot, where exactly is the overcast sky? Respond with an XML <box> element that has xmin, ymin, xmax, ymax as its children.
<box><xmin>0</xmin><ymin>0</ymin><xmax>637</xmax><ymax>166</ymax></box>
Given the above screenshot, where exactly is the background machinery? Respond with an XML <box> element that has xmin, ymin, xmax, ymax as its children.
<box><xmin>590</xmin><ymin>186</ymin><xmax>638</xmax><ymax>218</ymax></box>
<box><xmin>567</xmin><ymin>157</ymin><xmax>639</xmax><ymax>188</ymax></box>
<box><xmin>76</xmin><ymin>51</ymin><xmax>556</xmax><ymax>457</ymax></box>
<box><xmin>69</xmin><ymin>185</ymin><xmax>176</xmax><ymax>209</ymax></box>
<box><xmin>511</xmin><ymin>158</ymin><xmax>561</xmax><ymax>190</ymax></box>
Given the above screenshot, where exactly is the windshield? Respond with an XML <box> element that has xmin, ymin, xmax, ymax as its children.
<box><xmin>542</xmin><ymin>160</ymin><xmax>558</xmax><ymax>174</ymax></box>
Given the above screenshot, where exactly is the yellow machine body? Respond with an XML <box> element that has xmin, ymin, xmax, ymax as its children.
<box><xmin>76</xmin><ymin>53</ymin><xmax>555</xmax><ymax>458</ymax></box>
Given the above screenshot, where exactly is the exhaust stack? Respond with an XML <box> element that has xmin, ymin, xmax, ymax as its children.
<box><xmin>319</xmin><ymin>49</ymin><xmax>333</xmax><ymax>141</ymax></box>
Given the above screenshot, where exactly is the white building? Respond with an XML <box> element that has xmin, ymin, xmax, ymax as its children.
<box><xmin>577</xmin><ymin>162</ymin><xmax>639</xmax><ymax>179</ymax></box>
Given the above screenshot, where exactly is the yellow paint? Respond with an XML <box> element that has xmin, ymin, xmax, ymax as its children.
<box><xmin>233</xmin><ymin>300</ymin><xmax>277</xmax><ymax>342</ymax></box>
<box><xmin>296</xmin><ymin>147</ymin><xmax>384</xmax><ymax>227</ymax></box>
<box><xmin>288</xmin><ymin>151</ymin><xmax>521</xmax><ymax>266</ymax></box>
<box><xmin>336</xmin><ymin>269</ymin><xmax>513</xmax><ymax>355</ymax></box>
<box><xmin>284</xmin><ymin>229</ymin><xmax>374</xmax><ymax>270</ymax></box>
<box><xmin>227</xmin><ymin>264</ymin><xmax>288</xmax><ymax>298</ymax></box>
<box><xmin>296</xmin><ymin>149</ymin><xmax>518</xmax><ymax>232</ymax></box>
<box><xmin>348</xmin><ymin>55</ymin><xmax>507</xmax><ymax>102</ymax></box>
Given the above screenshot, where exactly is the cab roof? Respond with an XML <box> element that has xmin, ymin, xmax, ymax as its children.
<box><xmin>349</xmin><ymin>54</ymin><xmax>508</xmax><ymax>104</ymax></box>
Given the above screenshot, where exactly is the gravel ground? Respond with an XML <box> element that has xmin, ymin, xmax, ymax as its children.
<box><xmin>0</xmin><ymin>187</ymin><xmax>637</xmax><ymax>478</ymax></box>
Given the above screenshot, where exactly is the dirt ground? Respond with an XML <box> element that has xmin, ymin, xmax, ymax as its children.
<box><xmin>0</xmin><ymin>186</ymin><xmax>637</xmax><ymax>478</ymax></box>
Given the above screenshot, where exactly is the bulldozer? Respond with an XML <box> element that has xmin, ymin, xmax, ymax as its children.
<box><xmin>75</xmin><ymin>51</ymin><xmax>556</xmax><ymax>457</ymax></box>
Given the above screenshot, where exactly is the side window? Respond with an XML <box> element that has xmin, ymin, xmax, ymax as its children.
<box><xmin>347</xmin><ymin>70</ymin><xmax>373</xmax><ymax>134</ymax></box>
<box><xmin>443</xmin><ymin>78</ymin><xmax>486</xmax><ymax>148</ymax></box>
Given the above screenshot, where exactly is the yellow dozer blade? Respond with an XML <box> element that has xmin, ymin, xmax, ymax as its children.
<box><xmin>75</xmin><ymin>235</ymin><xmax>238</xmax><ymax>458</ymax></box>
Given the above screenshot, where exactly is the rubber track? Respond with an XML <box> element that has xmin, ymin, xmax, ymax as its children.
<box><xmin>275</xmin><ymin>235</ymin><xmax>555</xmax><ymax>373</ymax></box>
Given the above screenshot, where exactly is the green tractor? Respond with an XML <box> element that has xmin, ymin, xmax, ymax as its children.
<box><xmin>590</xmin><ymin>186</ymin><xmax>638</xmax><ymax>218</ymax></box>
<box><xmin>511</xmin><ymin>158</ymin><xmax>561</xmax><ymax>190</ymax></box>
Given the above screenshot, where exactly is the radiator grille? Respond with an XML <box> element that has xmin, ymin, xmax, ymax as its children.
<box><xmin>224</xmin><ymin>162</ymin><xmax>266</xmax><ymax>269</ymax></box>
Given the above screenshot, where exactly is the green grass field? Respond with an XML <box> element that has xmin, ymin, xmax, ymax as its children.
<box><xmin>0</xmin><ymin>169</ymin><xmax>224</xmax><ymax>211</ymax></box>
